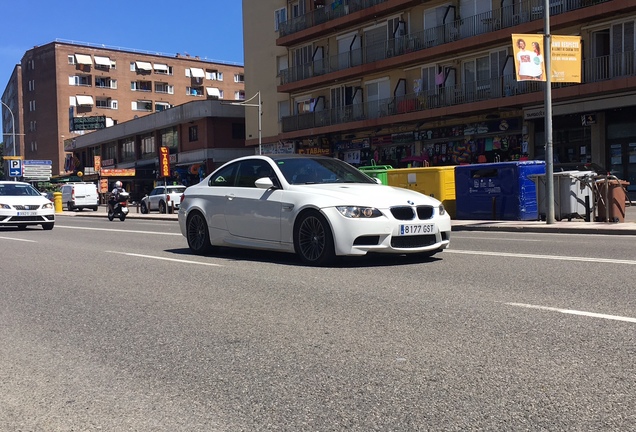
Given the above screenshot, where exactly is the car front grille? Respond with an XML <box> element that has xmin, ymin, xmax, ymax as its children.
<box><xmin>13</xmin><ymin>205</ymin><xmax>41</xmax><ymax>210</ymax></box>
<box><xmin>391</xmin><ymin>234</ymin><xmax>437</xmax><ymax>249</ymax></box>
<box><xmin>8</xmin><ymin>216</ymin><xmax>47</xmax><ymax>222</ymax></box>
<box><xmin>390</xmin><ymin>205</ymin><xmax>434</xmax><ymax>220</ymax></box>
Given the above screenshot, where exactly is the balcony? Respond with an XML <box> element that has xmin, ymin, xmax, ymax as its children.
<box><xmin>279</xmin><ymin>0</ymin><xmax>611</xmax><ymax>87</ymax></box>
<box><xmin>281</xmin><ymin>49</ymin><xmax>636</xmax><ymax>133</ymax></box>
<box><xmin>278</xmin><ymin>0</ymin><xmax>388</xmax><ymax>37</ymax></box>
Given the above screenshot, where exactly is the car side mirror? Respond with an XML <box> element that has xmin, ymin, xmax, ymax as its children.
<box><xmin>255</xmin><ymin>177</ymin><xmax>275</xmax><ymax>189</ymax></box>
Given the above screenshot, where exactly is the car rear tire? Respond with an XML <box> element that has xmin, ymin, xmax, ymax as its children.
<box><xmin>187</xmin><ymin>211</ymin><xmax>212</xmax><ymax>255</ymax></box>
<box><xmin>140</xmin><ymin>202</ymin><xmax>149</xmax><ymax>214</ymax></box>
<box><xmin>294</xmin><ymin>210</ymin><xmax>335</xmax><ymax>266</ymax></box>
<box><xmin>67</xmin><ymin>202</ymin><xmax>74</xmax><ymax>211</ymax></box>
<box><xmin>159</xmin><ymin>201</ymin><xmax>167</xmax><ymax>214</ymax></box>
<box><xmin>42</xmin><ymin>223</ymin><xmax>54</xmax><ymax>230</ymax></box>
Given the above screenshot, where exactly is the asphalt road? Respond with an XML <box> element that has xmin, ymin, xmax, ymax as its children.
<box><xmin>1</xmin><ymin>216</ymin><xmax>634</xmax><ymax>431</ymax></box>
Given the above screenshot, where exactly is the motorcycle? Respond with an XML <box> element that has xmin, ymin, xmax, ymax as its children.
<box><xmin>108</xmin><ymin>191</ymin><xmax>130</xmax><ymax>221</ymax></box>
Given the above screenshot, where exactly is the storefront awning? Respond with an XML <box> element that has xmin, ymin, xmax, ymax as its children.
<box><xmin>75</xmin><ymin>95</ymin><xmax>94</xmax><ymax>106</ymax></box>
<box><xmin>189</xmin><ymin>67</ymin><xmax>205</xmax><ymax>78</ymax></box>
<box><xmin>153</xmin><ymin>63</ymin><xmax>169</xmax><ymax>72</ymax></box>
<box><xmin>205</xmin><ymin>87</ymin><xmax>221</xmax><ymax>98</ymax></box>
<box><xmin>135</xmin><ymin>61</ymin><xmax>153</xmax><ymax>71</ymax></box>
<box><xmin>74</xmin><ymin>54</ymin><xmax>93</xmax><ymax>65</ymax></box>
<box><xmin>94</xmin><ymin>56</ymin><xmax>111</xmax><ymax>67</ymax></box>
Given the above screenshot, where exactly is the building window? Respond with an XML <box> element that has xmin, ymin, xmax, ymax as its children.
<box><xmin>140</xmin><ymin>134</ymin><xmax>155</xmax><ymax>158</ymax></box>
<box><xmin>105</xmin><ymin>143</ymin><xmax>117</xmax><ymax>161</ymax></box>
<box><xmin>111</xmin><ymin>100</ymin><xmax>118</xmax><ymax>110</ymax></box>
<box><xmin>30</xmin><ymin>141</ymin><xmax>37</xmax><ymax>152</ymax></box>
<box><xmin>219</xmin><ymin>89</ymin><xmax>224</xmax><ymax>99</ymax></box>
<box><xmin>132</xmin><ymin>100</ymin><xmax>152</xmax><ymax>111</ymax></box>
<box><xmin>160</xmin><ymin>126</ymin><xmax>178</xmax><ymax>149</ymax></box>
<box><xmin>28</xmin><ymin>80</ymin><xmax>35</xmax><ymax>91</ymax></box>
<box><xmin>155</xmin><ymin>83</ymin><xmax>174</xmax><ymax>94</ymax></box>
<box><xmin>131</xmin><ymin>81</ymin><xmax>152</xmax><ymax>91</ymax></box>
<box><xmin>234</xmin><ymin>73</ymin><xmax>245</xmax><ymax>83</ymax></box>
<box><xmin>68</xmin><ymin>55</ymin><xmax>75</xmax><ymax>65</ymax></box>
<box><xmin>206</xmin><ymin>70</ymin><xmax>218</xmax><ymax>80</ymax></box>
<box><xmin>187</xmin><ymin>86</ymin><xmax>204</xmax><ymax>96</ymax></box>
<box><xmin>96</xmin><ymin>77</ymin><xmax>117</xmax><ymax>89</ymax></box>
<box><xmin>189</xmin><ymin>125</ymin><xmax>198</xmax><ymax>142</ymax></box>
<box><xmin>29</xmin><ymin>100</ymin><xmax>36</xmax><ymax>112</ymax></box>
<box><xmin>121</xmin><ymin>138</ymin><xmax>135</xmax><ymax>161</ymax></box>
<box><xmin>217</xmin><ymin>72</ymin><xmax>223</xmax><ymax>81</ymax></box>
<box><xmin>69</xmin><ymin>75</ymin><xmax>91</xmax><ymax>86</ymax></box>
<box><xmin>234</xmin><ymin>90</ymin><xmax>245</xmax><ymax>100</ymax></box>
<box><xmin>155</xmin><ymin>102</ymin><xmax>171</xmax><ymax>112</ymax></box>
<box><xmin>275</xmin><ymin>7</ymin><xmax>287</xmax><ymax>31</ymax></box>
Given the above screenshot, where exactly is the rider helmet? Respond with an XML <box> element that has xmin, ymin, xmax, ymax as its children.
<box><xmin>115</xmin><ymin>181</ymin><xmax>123</xmax><ymax>188</ymax></box>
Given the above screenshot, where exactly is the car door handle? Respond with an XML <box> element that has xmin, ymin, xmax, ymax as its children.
<box><xmin>226</xmin><ymin>194</ymin><xmax>235</xmax><ymax>201</ymax></box>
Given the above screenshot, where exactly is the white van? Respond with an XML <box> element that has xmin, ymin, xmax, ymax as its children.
<box><xmin>61</xmin><ymin>182</ymin><xmax>99</xmax><ymax>211</ymax></box>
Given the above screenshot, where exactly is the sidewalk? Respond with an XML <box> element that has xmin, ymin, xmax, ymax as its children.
<box><xmin>59</xmin><ymin>203</ymin><xmax>636</xmax><ymax>235</ymax></box>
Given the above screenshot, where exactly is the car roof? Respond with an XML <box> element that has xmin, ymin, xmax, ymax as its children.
<box><xmin>0</xmin><ymin>181</ymin><xmax>29</xmax><ymax>185</ymax></box>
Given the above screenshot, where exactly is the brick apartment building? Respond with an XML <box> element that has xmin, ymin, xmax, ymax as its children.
<box><xmin>1</xmin><ymin>39</ymin><xmax>245</xmax><ymax>176</ymax></box>
<box><xmin>242</xmin><ymin>0</ymin><xmax>636</xmax><ymax>200</ymax></box>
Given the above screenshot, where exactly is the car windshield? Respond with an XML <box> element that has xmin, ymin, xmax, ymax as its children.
<box><xmin>276</xmin><ymin>157</ymin><xmax>376</xmax><ymax>185</ymax></box>
<box><xmin>0</xmin><ymin>183</ymin><xmax>42</xmax><ymax>196</ymax></box>
<box><xmin>168</xmin><ymin>187</ymin><xmax>186</xmax><ymax>193</ymax></box>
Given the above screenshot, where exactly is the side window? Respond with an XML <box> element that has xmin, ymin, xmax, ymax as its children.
<box><xmin>236</xmin><ymin>161</ymin><xmax>274</xmax><ymax>188</ymax></box>
<box><xmin>209</xmin><ymin>163</ymin><xmax>238</xmax><ymax>187</ymax></box>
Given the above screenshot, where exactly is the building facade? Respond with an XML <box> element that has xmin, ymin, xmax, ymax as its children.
<box><xmin>1</xmin><ymin>40</ymin><xmax>245</xmax><ymax>176</ymax></box>
<box><xmin>66</xmin><ymin>99</ymin><xmax>252</xmax><ymax>202</ymax></box>
<box><xmin>242</xmin><ymin>0</ymin><xmax>636</xmax><ymax>199</ymax></box>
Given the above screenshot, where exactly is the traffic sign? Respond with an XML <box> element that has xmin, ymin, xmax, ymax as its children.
<box><xmin>9</xmin><ymin>160</ymin><xmax>22</xmax><ymax>177</ymax></box>
<box><xmin>22</xmin><ymin>159</ymin><xmax>52</xmax><ymax>181</ymax></box>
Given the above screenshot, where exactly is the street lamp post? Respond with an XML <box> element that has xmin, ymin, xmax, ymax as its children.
<box><xmin>226</xmin><ymin>92</ymin><xmax>262</xmax><ymax>155</ymax></box>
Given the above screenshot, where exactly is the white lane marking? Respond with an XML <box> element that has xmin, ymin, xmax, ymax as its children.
<box><xmin>106</xmin><ymin>251</ymin><xmax>222</xmax><ymax>267</ymax></box>
<box><xmin>452</xmin><ymin>236</ymin><xmax>542</xmax><ymax>242</ymax></box>
<box><xmin>56</xmin><ymin>225</ymin><xmax>181</xmax><ymax>236</ymax></box>
<box><xmin>445</xmin><ymin>249</ymin><xmax>636</xmax><ymax>265</ymax></box>
<box><xmin>0</xmin><ymin>236</ymin><xmax>37</xmax><ymax>243</ymax></box>
<box><xmin>504</xmin><ymin>302</ymin><xmax>636</xmax><ymax>324</ymax></box>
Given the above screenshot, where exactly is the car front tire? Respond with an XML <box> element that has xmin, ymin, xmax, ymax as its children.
<box><xmin>140</xmin><ymin>202</ymin><xmax>149</xmax><ymax>214</ymax></box>
<box><xmin>42</xmin><ymin>223</ymin><xmax>54</xmax><ymax>230</ymax></box>
<box><xmin>67</xmin><ymin>202</ymin><xmax>74</xmax><ymax>211</ymax></box>
<box><xmin>186</xmin><ymin>211</ymin><xmax>212</xmax><ymax>255</ymax></box>
<box><xmin>294</xmin><ymin>210</ymin><xmax>335</xmax><ymax>266</ymax></box>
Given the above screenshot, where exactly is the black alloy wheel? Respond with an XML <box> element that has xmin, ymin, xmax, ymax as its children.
<box><xmin>294</xmin><ymin>211</ymin><xmax>335</xmax><ymax>266</ymax></box>
<box><xmin>140</xmin><ymin>202</ymin><xmax>149</xmax><ymax>214</ymax></box>
<box><xmin>187</xmin><ymin>212</ymin><xmax>212</xmax><ymax>255</ymax></box>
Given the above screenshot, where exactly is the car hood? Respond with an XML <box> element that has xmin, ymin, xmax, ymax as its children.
<box><xmin>288</xmin><ymin>183</ymin><xmax>441</xmax><ymax>207</ymax></box>
<box><xmin>0</xmin><ymin>196</ymin><xmax>50</xmax><ymax>206</ymax></box>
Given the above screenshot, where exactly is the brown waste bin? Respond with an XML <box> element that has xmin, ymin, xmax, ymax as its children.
<box><xmin>596</xmin><ymin>179</ymin><xmax>630</xmax><ymax>222</ymax></box>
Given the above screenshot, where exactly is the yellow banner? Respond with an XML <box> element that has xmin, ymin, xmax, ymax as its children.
<box><xmin>100</xmin><ymin>168</ymin><xmax>136</xmax><ymax>177</ymax></box>
<box><xmin>3</xmin><ymin>155</ymin><xmax>24</xmax><ymax>160</ymax></box>
<box><xmin>512</xmin><ymin>34</ymin><xmax>546</xmax><ymax>82</ymax></box>
<box><xmin>550</xmin><ymin>35</ymin><xmax>582</xmax><ymax>83</ymax></box>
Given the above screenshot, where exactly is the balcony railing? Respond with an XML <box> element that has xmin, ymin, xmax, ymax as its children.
<box><xmin>281</xmin><ymin>50</ymin><xmax>636</xmax><ymax>133</ymax></box>
<box><xmin>278</xmin><ymin>0</ymin><xmax>387</xmax><ymax>37</ymax></box>
<box><xmin>279</xmin><ymin>0</ymin><xmax>610</xmax><ymax>86</ymax></box>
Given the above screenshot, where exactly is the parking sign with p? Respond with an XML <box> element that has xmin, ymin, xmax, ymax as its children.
<box><xmin>9</xmin><ymin>159</ymin><xmax>22</xmax><ymax>177</ymax></box>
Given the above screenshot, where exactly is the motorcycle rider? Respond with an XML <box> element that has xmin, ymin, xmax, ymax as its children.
<box><xmin>108</xmin><ymin>181</ymin><xmax>124</xmax><ymax>213</ymax></box>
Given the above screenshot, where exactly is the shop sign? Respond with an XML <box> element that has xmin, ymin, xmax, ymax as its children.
<box><xmin>94</xmin><ymin>156</ymin><xmax>101</xmax><ymax>172</ymax></box>
<box><xmin>100</xmin><ymin>168</ymin><xmax>136</xmax><ymax>177</ymax></box>
<box><xmin>159</xmin><ymin>146</ymin><xmax>170</xmax><ymax>178</ymax></box>
<box><xmin>391</xmin><ymin>132</ymin><xmax>415</xmax><ymax>143</ymax></box>
<box><xmin>102</xmin><ymin>158</ymin><xmax>115</xmax><ymax>167</ymax></box>
<box><xmin>261</xmin><ymin>141</ymin><xmax>296</xmax><ymax>154</ymax></box>
<box><xmin>298</xmin><ymin>147</ymin><xmax>330</xmax><ymax>155</ymax></box>
<box><xmin>71</xmin><ymin>116</ymin><xmax>106</xmax><ymax>131</ymax></box>
<box><xmin>334</xmin><ymin>138</ymin><xmax>369</xmax><ymax>151</ymax></box>
<box><xmin>371</xmin><ymin>135</ymin><xmax>392</xmax><ymax>145</ymax></box>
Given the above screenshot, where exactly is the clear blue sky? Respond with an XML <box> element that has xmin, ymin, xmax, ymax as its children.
<box><xmin>1</xmin><ymin>0</ymin><xmax>244</xmax><ymax>135</ymax></box>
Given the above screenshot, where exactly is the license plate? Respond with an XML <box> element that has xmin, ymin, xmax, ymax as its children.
<box><xmin>399</xmin><ymin>223</ymin><xmax>435</xmax><ymax>235</ymax></box>
<box><xmin>17</xmin><ymin>211</ymin><xmax>36</xmax><ymax>216</ymax></box>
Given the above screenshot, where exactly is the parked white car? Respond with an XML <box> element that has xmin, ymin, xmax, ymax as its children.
<box><xmin>178</xmin><ymin>155</ymin><xmax>451</xmax><ymax>266</ymax></box>
<box><xmin>140</xmin><ymin>185</ymin><xmax>186</xmax><ymax>214</ymax></box>
<box><xmin>0</xmin><ymin>181</ymin><xmax>55</xmax><ymax>230</ymax></box>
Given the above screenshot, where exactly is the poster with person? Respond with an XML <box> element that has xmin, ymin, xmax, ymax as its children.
<box><xmin>512</xmin><ymin>34</ymin><xmax>546</xmax><ymax>81</ymax></box>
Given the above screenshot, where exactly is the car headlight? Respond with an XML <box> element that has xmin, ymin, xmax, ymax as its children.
<box><xmin>336</xmin><ymin>206</ymin><xmax>382</xmax><ymax>218</ymax></box>
<box><xmin>0</xmin><ymin>203</ymin><xmax>10</xmax><ymax>209</ymax></box>
<box><xmin>42</xmin><ymin>202</ymin><xmax>53</xmax><ymax>209</ymax></box>
<box><xmin>439</xmin><ymin>204</ymin><xmax>446</xmax><ymax>216</ymax></box>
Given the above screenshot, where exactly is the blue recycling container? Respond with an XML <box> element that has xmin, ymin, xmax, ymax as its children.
<box><xmin>455</xmin><ymin>161</ymin><xmax>546</xmax><ymax>220</ymax></box>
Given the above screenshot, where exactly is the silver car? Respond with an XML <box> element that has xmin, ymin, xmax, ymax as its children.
<box><xmin>140</xmin><ymin>185</ymin><xmax>186</xmax><ymax>214</ymax></box>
